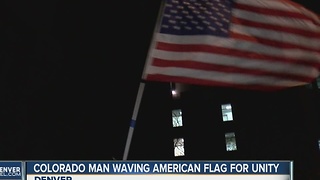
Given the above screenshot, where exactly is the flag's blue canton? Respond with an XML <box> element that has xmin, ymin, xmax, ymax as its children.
<box><xmin>160</xmin><ymin>0</ymin><xmax>233</xmax><ymax>37</ymax></box>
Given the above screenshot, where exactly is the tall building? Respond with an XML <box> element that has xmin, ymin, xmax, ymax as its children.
<box><xmin>128</xmin><ymin>78</ymin><xmax>320</xmax><ymax>180</ymax></box>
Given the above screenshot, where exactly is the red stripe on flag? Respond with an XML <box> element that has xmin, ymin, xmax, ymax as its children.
<box><xmin>232</xmin><ymin>17</ymin><xmax>320</xmax><ymax>39</ymax></box>
<box><xmin>230</xmin><ymin>31</ymin><xmax>320</xmax><ymax>52</ymax></box>
<box><xmin>235</xmin><ymin>2</ymin><xmax>316</xmax><ymax>22</ymax></box>
<box><xmin>151</xmin><ymin>58</ymin><xmax>315</xmax><ymax>82</ymax></box>
<box><xmin>156</xmin><ymin>42</ymin><xmax>320</xmax><ymax>68</ymax></box>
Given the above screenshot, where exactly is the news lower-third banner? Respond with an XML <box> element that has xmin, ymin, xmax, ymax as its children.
<box><xmin>0</xmin><ymin>161</ymin><xmax>293</xmax><ymax>180</ymax></box>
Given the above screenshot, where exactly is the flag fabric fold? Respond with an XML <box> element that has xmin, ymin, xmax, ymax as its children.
<box><xmin>143</xmin><ymin>0</ymin><xmax>320</xmax><ymax>91</ymax></box>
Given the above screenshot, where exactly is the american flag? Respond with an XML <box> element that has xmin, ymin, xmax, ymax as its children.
<box><xmin>143</xmin><ymin>0</ymin><xmax>320</xmax><ymax>91</ymax></box>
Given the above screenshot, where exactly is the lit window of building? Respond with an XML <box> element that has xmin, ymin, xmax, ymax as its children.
<box><xmin>225</xmin><ymin>132</ymin><xmax>237</xmax><ymax>151</ymax></box>
<box><xmin>172</xmin><ymin>109</ymin><xmax>183</xmax><ymax>127</ymax></box>
<box><xmin>221</xmin><ymin>103</ymin><xmax>233</xmax><ymax>121</ymax></box>
<box><xmin>173</xmin><ymin>138</ymin><xmax>185</xmax><ymax>157</ymax></box>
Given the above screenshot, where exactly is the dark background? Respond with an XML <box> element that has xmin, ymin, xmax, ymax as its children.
<box><xmin>1</xmin><ymin>0</ymin><xmax>319</xmax><ymax>160</ymax></box>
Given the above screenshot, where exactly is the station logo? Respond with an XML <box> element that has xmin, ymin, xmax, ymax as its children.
<box><xmin>0</xmin><ymin>162</ymin><xmax>22</xmax><ymax>178</ymax></box>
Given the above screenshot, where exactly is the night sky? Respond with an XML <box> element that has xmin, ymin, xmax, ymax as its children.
<box><xmin>1</xmin><ymin>0</ymin><xmax>319</xmax><ymax>160</ymax></box>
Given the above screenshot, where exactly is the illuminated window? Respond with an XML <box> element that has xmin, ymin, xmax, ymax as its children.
<box><xmin>221</xmin><ymin>103</ymin><xmax>233</xmax><ymax>121</ymax></box>
<box><xmin>225</xmin><ymin>132</ymin><xmax>237</xmax><ymax>151</ymax></box>
<box><xmin>173</xmin><ymin>138</ymin><xmax>185</xmax><ymax>157</ymax></box>
<box><xmin>172</xmin><ymin>109</ymin><xmax>183</xmax><ymax>127</ymax></box>
<box><xmin>318</xmin><ymin>139</ymin><xmax>320</xmax><ymax>150</ymax></box>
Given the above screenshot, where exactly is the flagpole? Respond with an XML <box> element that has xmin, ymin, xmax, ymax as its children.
<box><xmin>122</xmin><ymin>0</ymin><xmax>166</xmax><ymax>161</ymax></box>
<box><xmin>122</xmin><ymin>81</ymin><xmax>145</xmax><ymax>161</ymax></box>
